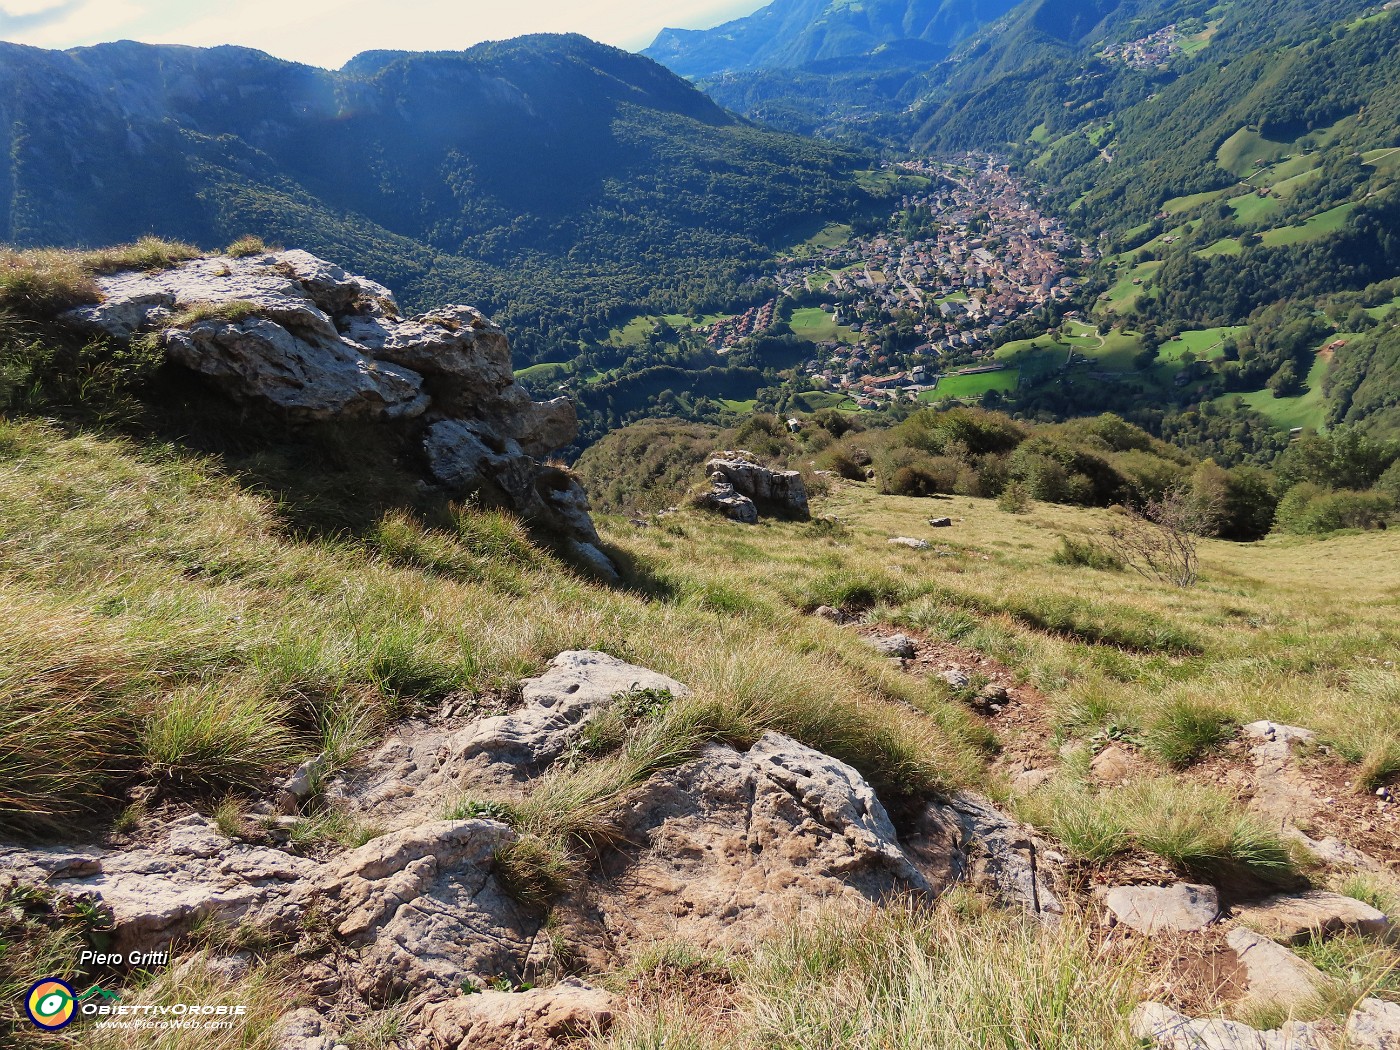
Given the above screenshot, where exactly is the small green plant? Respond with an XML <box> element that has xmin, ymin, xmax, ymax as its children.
<box><xmin>493</xmin><ymin>834</ymin><xmax>580</xmax><ymax>909</ymax></box>
<box><xmin>444</xmin><ymin>798</ymin><xmax>517</xmax><ymax>823</ymax></box>
<box><xmin>1144</xmin><ymin>699</ymin><xmax>1233</xmax><ymax>769</ymax></box>
<box><xmin>1051</xmin><ymin>535</ymin><xmax>1124</xmax><ymax>572</ymax></box>
<box><xmin>998</xmin><ymin>480</ymin><xmax>1033</xmax><ymax>514</ymax></box>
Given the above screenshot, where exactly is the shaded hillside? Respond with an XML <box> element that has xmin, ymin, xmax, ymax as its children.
<box><xmin>0</xmin><ymin>34</ymin><xmax>871</xmax><ymax>364</ymax></box>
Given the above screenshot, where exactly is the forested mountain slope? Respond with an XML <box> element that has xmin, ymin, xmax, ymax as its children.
<box><xmin>0</xmin><ymin>34</ymin><xmax>871</xmax><ymax>364</ymax></box>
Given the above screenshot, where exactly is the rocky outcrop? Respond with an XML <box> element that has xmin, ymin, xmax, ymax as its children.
<box><xmin>704</xmin><ymin>451</ymin><xmax>809</xmax><ymax>519</ymax></box>
<box><xmin>1131</xmin><ymin>1002</ymin><xmax>1337</xmax><ymax>1050</ymax></box>
<box><xmin>61</xmin><ymin>250</ymin><xmax>614</xmax><ymax>576</ymax></box>
<box><xmin>0</xmin><ymin>650</ymin><xmax>1060</xmax><ymax>1042</ymax></box>
<box><xmin>1226</xmin><ymin>927</ymin><xmax>1328</xmax><ymax>1011</ymax></box>
<box><xmin>317</xmin><ymin>820</ymin><xmax>539</xmax><ymax>1003</ymax></box>
<box><xmin>332</xmin><ymin>651</ymin><xmax>690</xmax><ymax>823</ymax></box>
<box><xmin>0</xmin><ymin>814</ymin><xmax>314</xmax><ymax>952</ymax></box>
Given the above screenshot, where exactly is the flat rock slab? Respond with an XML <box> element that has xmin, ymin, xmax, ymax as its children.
<box><xmin>1098</xmin><ymin>883</ymin><xmax>1220</xmax><ymax>935</ymax></box>
<box><xmin>1226</xmin><ymin>927</ymin><xmax>1328</xmax><ymax>1011</ymax></box>
<box><xmin>1233</xmin><ymin>890</ymin><xmax>1392</xmax><ymax>945</ymax></box>
<box><xmin>1348</xmin><ymin>998</ymin><xmax>1400</xmax><ymax>1050</ymax></box>
<box><xmin>1131</xmin><ymin>1002</ymin><xmax>1336</xmax><ymax>1050</ymax></box>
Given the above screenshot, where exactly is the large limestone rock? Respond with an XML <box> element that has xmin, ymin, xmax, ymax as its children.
<box><xmin>315</xmin><ymin>820</ymin><xmax>539</xmax><ymax>1003</ymax></box>
<box><xmin>694</xmin><ymin>477</ymin><xmax>759</xmax><ymax>524</ymax></box>
<box><xmin>561</xmin><ymin>732</ymin><xmax>936</xmax><ymax>961</ymax></box>
<box><xmin>1233</xmin><ymin>890</ymin><xmax>1392</xmax><ymax>945</ymax></box>
<box><xmin>1348</xmin><ymin>999</ymin><xmax>1400</xmax><ymax>1050</ymax></box>
<box><xmin>61</xmin><ymin>250</ymin><xmax>611</xmax><ymax>573</ymax></box>
<box><xmin>705</xmin><ymin>451</ymin><xmax>810</xmax><ymax>519</ymax></box>
<box><xmin>1097</xmin><ymin>883</ymin><xmax>1220</xmax><ymax>935</ymax></box>
<box><xmin>0</xmin><ymin>814</ymin><xmax>314</xmax><ymax>951</ymax></box>
<box><xmin>417</xmin><ymin>978</ymin><xmax>615</xmax><ymax>1050</ymax></box>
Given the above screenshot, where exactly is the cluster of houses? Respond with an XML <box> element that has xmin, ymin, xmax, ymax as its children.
<box><xmin>791</xmin><ymin>158</ymin><xmax>1087</xmax><ymax>401</ymax></box>
<box><xmin>706</xmin><ymin>299</ymin><xmax>778</xmax><ymax>352</ymax></box>
<box><xmin>1100</xmin><ymin>24</ymin><xmax>1182</xmax><ymax>69</ymax></box>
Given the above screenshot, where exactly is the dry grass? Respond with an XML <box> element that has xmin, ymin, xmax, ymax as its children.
<box><xmin>594</xmin><ymin>897</ymin><xmax>1145</xmax><ymax>1050</ymax></box>
<box><xmin>0</xmin><ymin>238</ymin><xmax>200</xmax><ymax>317</ymax></box>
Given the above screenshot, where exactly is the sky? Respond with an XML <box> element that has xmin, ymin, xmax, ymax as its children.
<box><xmin>0</xmin><ymin>0</ymin><xmax>765</xmax><ymax>67</ymax></box>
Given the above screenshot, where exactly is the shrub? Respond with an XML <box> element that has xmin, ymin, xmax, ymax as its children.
<box><xmin>1275</xmin><ymin>484</ymin><xmax>1395</xmax><ymax>535</ymax></box>
<box><xmin>997</xmin><ymin>480</ymin><xmax>1032</xmax><ymax>513</ymax></box>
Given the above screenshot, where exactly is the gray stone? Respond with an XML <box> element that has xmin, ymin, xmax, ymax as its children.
<box><xmin>0</xmin><ymin>814</ymin><xmax>314</xmax><ymax>953</ymax></box>
<box><xmin>1233</xmin><ymin>890</ymin><xmax>1392</xmax><ymax>945</ymax></box>
<box><xmin>696</xmin><ymin>477</ymin><xmax>759</xmax><ymax>524</ymax></box>
<box><xmin>1130</xmin><ymin>1002</ymin><xmax>1335</xmax><ymax>1050</ymax></box>
<box><xmin>814</xmin><ymin>605</ymin><xmax>849</xmax><ymax>624</ymax></box>
<box><xmin>1347</xmin><ymin>998</ymin><xmax>1400</xmax><ymax>1050</ymax></box>
<box><xmin>563</xmin><ymin>732</ymin><xmax>937</xmax><ymax>963</ymax></box>
<box><xmin>941</xmin><ymin>669</ymin><xmax>971</xmax><ymax>689</ymax></box>
<box><xmin>276</xmin><ymin>752</ymin><xmax>330</xmax><ymax>815</ymax></box>
<box><xmin>271</xmin><ymin>1007</ymin><xmax>346</xmax><ymax>1050</ymax></box>
<box><xmin>911</xmin><ymin>793</ymin><xmax>1062</xmax><ymax>918</ymax></box>
<box><xmin>889</xmin><ymin>537</ymin><xmax>931</xmax><ymax>550</ymax></box>
<box><xmin>868</xmin><ymin>633</ymin><xmax>916</xmax><ymax>659</ymax></box>
<box><xmin>1227</xmin><ymin>927</ymin><xmax>1328</xmax><ymax>1011</ymax></box>
<box><xmin>1098</xmin><ymin>883</ymin><xmax>1219</xmax><ymax>935</ymax></box>
<box><xmin>928</xmin><ymin>517</ymin><xmax>953</xmax><ymax>528</ymax></box>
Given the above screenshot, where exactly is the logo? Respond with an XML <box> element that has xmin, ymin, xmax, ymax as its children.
<box><xmin>80</xmin><ymin>986</ymin><xmax>121</xmax><ymax>1003</ymax></box>
<box><xmin>25</xmin><ymin>979</ymin><xmax>76</xmax><ymax>1030</ymax></box>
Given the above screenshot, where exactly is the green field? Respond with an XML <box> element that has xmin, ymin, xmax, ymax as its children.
<box><xmin>1217</xmin><ymin>127</ymin><xmax>1293</xmax><ymax>177</ymax></box>
<box><xmin>920</xmin><ymin>369</ymin><xmax>1019</xmax><ymax>401</ymax></box>
<box><xmin>794</xmin><ymin>390</ymin><xmax>860</xmax><ymax>413</ymax></box>
<box><xmin>514</xmin><ymin>361</ymin><xmax>572</xmax><ymax>382</ymax></box>
<box><xmin>1366</xmin><ymin>295</ymin><xmax>1400</xmax><ymax>320</ymax></box>
<box><xmin>1163</xmin><ymin>189</ymin><xmax>1222</xmax><ymax>214</ymax></box>
<box><xmin>1228</xmin><ymin>191</ymin><xmax>1282</xmax><ymax>222</ymax></box>
<box><xmin>1164</xmin><ymin>326</ymin><xmax>1248</xmax><ymax>361</ymax></box>
<box><xmin>1261</xmin><ymin>202</ymin><xmax>1356</xmax><ymax>247</ymax></box>
<box><xmin>1197</xmin><ymin>238</ymin><xmax>1242</xmax><ymax>258</ymax></box>
<box><xmin>1103</xmin><ymin>260</ymin><xmax>1162</xmax><ymax>311</ymax></box>
<box><xmin>719</xmin><ymin>398</ymin><xmax>758</xmax><ymax>413</ymax></box>
<box><xmin>1216</xmin><ymin>350</ymin><xmax>1331</xmax><ymax>432</ymax></box>
<box><xmin>789</xmin><ymin>306</ymin><xmax>857</xmax><ymax>344</ymax></box>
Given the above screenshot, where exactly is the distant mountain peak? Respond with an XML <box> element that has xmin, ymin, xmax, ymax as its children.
<box><xmin>643</xmin><ymin>0</ymin><xmax>1023</xmax><ymax>79</ymax></box>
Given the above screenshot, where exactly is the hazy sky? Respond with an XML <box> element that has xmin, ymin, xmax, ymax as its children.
<box><xmin>0</xmin><ymin>0</ymin><xmax>765</xmax><ymax>67</ymax></box>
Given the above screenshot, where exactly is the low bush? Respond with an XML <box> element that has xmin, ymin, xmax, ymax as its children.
<box><xmin>1275</xmin><ymin>484</ymin><xmax>1395</xmax><ymax>535</ymax></box>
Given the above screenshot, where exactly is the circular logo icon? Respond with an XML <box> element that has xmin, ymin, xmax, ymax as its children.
<box><xmin>25</xmin><ymin>979</ymin><xmax>76</xmax><ymax>1030</ymax></box>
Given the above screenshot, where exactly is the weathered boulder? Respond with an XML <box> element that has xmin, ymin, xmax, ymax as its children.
<box><xmin>923</xmin><ymin>793</ymin><xmax>1063</xmax><ymax>918</ymax></box>
<box><xmin>315</xmin><ymin>820</ymin><xmax>538</xmax><ymax>1003</ymax></box>
<box><xmin>417</xmin><ymin>978</ymin><xmax>615</xmax><ymax>1050</ymax></box>
<box><xmin>61</xmin><ymin>250</ymin><xmax>613</xmax><ymax>574</ymax></box>
<box><xmin>1090</xmin><ymin>744</ymin><xmax>1140</xmax><ymax>784</ymax></box>
<box><xmin>561</xmin><ymin>732</ymin><xmax>936</xmax><ymax>962</ymax></box>
<box><xmin>1348</xmin><ymin>998</ymin><xmax>1400</xmax><ymax>1050</ymax></box>
<box><xmin>1131</xmin><ymin>1002</ymin><xmax>1336</xmax><ymax>1050</ymax></box>
<box><xmin>0</xmin><ymin>814</ymin><xmax>313</xmax><ymax>952</ymax></box>
<box><xmin>928</xmin><ymin>517</ymin><xmax>953</xmax><ymax>528</ymax></box>
<box><xmin>1098</xmin><ymin>883</ymin><xmax>1220</xmax><ymax>935</ymax></box>
<box><xmin>705</xmin><ymin>451</ymin><xmax>810</xmax><ymax>519</ymax></box>
<box><xmin>889</xmin><ymin>537</ymin><xmax>931</xmax><ymax>550</ymax></box>
<box><xmin>1226</xmin><ymin>927</ymin><xmax>1329</xmax><ymax>1011</ymax></box>
<box><xmin>1232</xmin><ymin>890</ymin><xmax>1392</xmax><ymax>945</ymax></box>
<box><xmin>694</xmin><ymin>477</ymin><xmax>759</xmax><ymax>524</ymax></box>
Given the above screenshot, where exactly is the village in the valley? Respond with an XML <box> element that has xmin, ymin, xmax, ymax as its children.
<box><xmin>706</xmin><ymin>155</ymin><xmax>1092</xmax><ymax>408</ymax></box>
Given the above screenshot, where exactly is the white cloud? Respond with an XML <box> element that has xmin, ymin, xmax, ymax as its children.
<box><xmin>2</xmin><ymin>0</ymin><xmax>150</xmax><ymax>47</ymax></box>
